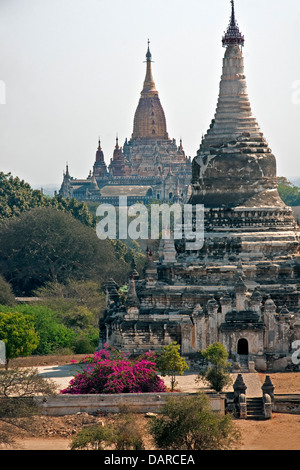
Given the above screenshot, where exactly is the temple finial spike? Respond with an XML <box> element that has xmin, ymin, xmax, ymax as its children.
<box><xmin>222</xmin><ymin>0</ymin><xmax>244</xmax><ymax>48</ymax></box>
<box><xmin>146</xmin><ymin>39</ymin><xmax>152</xmax><ymax>62</ymax></box>
<box><xmin>231</xmin><ymin>0</ymin><xmax>235</xmax><ymax>19</ymax></box>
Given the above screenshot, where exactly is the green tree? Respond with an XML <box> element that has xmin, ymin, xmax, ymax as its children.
<box><xmin>277</xmin><ymin>177</ymin><xmax>300</xmax><ymax>206</ymax></box>
<box><xmin>0</xmin><ymin>312</ymin><xmax>39</xmax><ymax>369</ymax></box>
<box><xmin>35</xmin><ymin>280</ymin><xmax>106</xmax><ymax>317</ymax></box>
<box><xmin>156</xmin><ymin>341</ymin><xmax>189</xmax><ymax>391</ymax></box>
<box><xmin>0</xmin><ymin>368</ymin><xmax>56</xmax><ymax>448</ymax></box>
<box><xmin>19</xmin><ymin>305</ymin><xmax>74</xmax><ymax>355</ymax></box>
<box><xmin>0</xmin><ymin>280</ymin><xmax>107</xmax><ymax>356</ymax></box>
<box><xmin>0</xmin><ymin>304</ymin><xmax>82</xmax><ymax>356</ymax></box>
<box><xmin>112</xmin><ymin>412</ymin><xmax>145</xmax><ymax>450</ymax></box>
<box><xmin>199</xmin><ymin>342</ymin><xmax>232</xmax><ymax>393</ymax></box>
<box><xmin>70</xmin><ymin>425</ymin><xmax>114</xmax><ymax>451</ymax></box>
<box><xmin>70</xmin><ymin>410</ymin><xmax>145</xmax><ymax>451</ymax></box>
<box><xmin>0</xmin><ymin>207</ymin><xmax>130</xmax><ymax>295</ymax></box>
<box><xmin>0</xmin><ymin>172</ymin><xmax>95</xmax><ymax>227</ymax></box>
<box><xmin>35</xmin><ymin>280</ymin><xmax>105</xmax><ymax>354</ymax></box>
<box><xmin>148</xmin><ymin>392</ymin><xmax>240</xmax><ymax>450</ymax></box>
<box><xmin>0</xmin><ymin>276</ymin><xmax>15</xmax><ymax>306</ymax></box>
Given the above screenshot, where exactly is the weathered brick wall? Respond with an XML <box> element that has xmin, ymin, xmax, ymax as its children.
<box><xmin>273</xmin><ymin>395</ymin><xmax>300</xmax><ymax>414</ymax></box>
<box><xmin>37</xmin><ymin>392</ymin><xmax>225</xmax><ymax>416</ymax></box>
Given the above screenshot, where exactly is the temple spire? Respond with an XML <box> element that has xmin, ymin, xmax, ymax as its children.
<box><xmin>230</xmin><ymin>0</ymin><xmax>236</xmax><ymax>24</ymax></box>
<box><xmin>142</xmin><ymin>40</ymin><xmax>157</xmax><ymax>96</ymax></box>
<box><xmin>93</xmin><ymin>135</ymin><xmax>107</xmax><ymax>177</ymax></box>
<box><xmin>190</xmin><ymin>1</ymin><xmax>281</xmax><ymax>209</ymax></box>
<box><xmin>222</xmin><ymin>0</ymin><xmax>245</xmax><ymax>48</ymax></box>
<box><xmin>146</xmin><ymin>39</ymin><xmax>152</xmax><ymax>62</ymax></box>
<box><xmin>132</xmin><ymin>41</ymin><xmax>168</xmax><ymax>140</ymax></box>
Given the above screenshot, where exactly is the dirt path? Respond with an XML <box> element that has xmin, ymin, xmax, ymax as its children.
<box><xmin>236</xmin><ymin>414</ymin><xmax>300</xmax><ymax>450</ymax></box>
<box><xmin>6</xmin><ymin>413</ymin><xmax>300</xmax><ymax>451</ymax></box>
<box><xmin>11</xmin><ymin>438</ymin><xmax>71</xmax><ymax>451</ymax></box>
<box><xmin>35</xmin><ymin>365</ymin><xmax>263</xmax><ymax>396</ymax></box>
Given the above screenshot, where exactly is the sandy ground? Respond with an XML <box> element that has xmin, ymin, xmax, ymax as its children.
<box><xmin>258</xmin><ymin>372</ymin><xmax>300</xmax><ymax>394</ymax></box>
<box><xmin>236</xmin><ymin>414</ymin><xmax>300</xmax><ymax>450</ymax></box>
<box><xmin>32</xmin><ymin>363</ymin><xmax>263</xmax><ymax>397</ymax></box>
<box><xmin>5</xmin><ymin>412</ymin><xmax>300</xmax><ymax>451</ymax></box>
<box><xmin>15</xmin><ymin>438</ymin><xmax>71</xmax><ymax>450</ymax></box>
<box><xmin>2</xmin><ymin>356</ymin><xmax>300</xmax><ymax>451</ymax></box>
<box><xmin>7</xmin><ymin>355</ymin><xmax>300</xmax><ymax>394</ymax></box>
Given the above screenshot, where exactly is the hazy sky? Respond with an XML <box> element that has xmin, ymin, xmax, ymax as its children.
<box><xmin>0</xmin><ymin>0</ymin><xmax>300</xmax><ymax>188</ymax></box>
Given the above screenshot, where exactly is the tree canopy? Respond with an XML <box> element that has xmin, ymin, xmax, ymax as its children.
<box><xmin>0</xmin><ymin>207</ymin><xmax>131</xmax><ymax>295</ymax></box>
<box><xmin>0</xmin><ymin>276</ymin><xmax>15</xmax><ymax>306</ymax></box>
<box><xmin>277</xmin><ymin>177</ymin><xmax>300</xmax><ymax>207</ymax></box>
<box><xmin>148</xmin><ymin>392</ymin><xmax>240</xmax><ymax>450</ymax></box>
<box><xmin>0</xmin><ymin>311</ymin><xmax>39</xmax><ymax>368</ymax></box>
<box><xmin>199</xmin><ymin>342</ymin><xmax>232</xmax><ymax>393</ymax></box>
<box><xmin>0</xmin><ymin>172</ymin><xmax>95</xmax><ymax>227</ymax></box>
<box><xmin>156</xmin><ymin>341</ymin><xmax>189</xmax><ymax>391</ymax></box>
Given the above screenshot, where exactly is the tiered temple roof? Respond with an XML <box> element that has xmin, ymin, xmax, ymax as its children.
<box><xmin>101</xmin><ymin>1</ymin><xmax>300</xmax><ymax>373</ymax></box>
<box><xmin>190</xmin><ymin>1</ymin><xmax>283</xmax><ymax>209</ymax></box>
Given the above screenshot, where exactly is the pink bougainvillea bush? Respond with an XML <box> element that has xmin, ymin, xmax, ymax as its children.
<box><xmin>60</xmin><ymin>345</ymin><xmax>166</xmax><ymax>394</ymax></box>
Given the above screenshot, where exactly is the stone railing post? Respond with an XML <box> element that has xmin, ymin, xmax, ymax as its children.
<box><xmin>239</xmin><ymin>394</ymin><xmax>247</xmax><ymax>419</ymax></box>
<box><xmin>233</xmin><ymin>374</ymin><xmax>247</xmax><ymax>418</ymax></box>
<box><xmin>263</xmin><ymin>394</ymin><xmax>272</xmax><ymax>419</ymax></box>
<box><xmin>233</xmin><ymin>374</ymin><xmax>247</xmax><ymax>401</ymax></box>
<box><xmin>262</xmin><ymin>375</ymin><xmax>275</xmax><ymax>401</ymax></box>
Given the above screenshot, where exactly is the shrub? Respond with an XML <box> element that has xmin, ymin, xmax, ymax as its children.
<box><xmin>0</xmin><ymin>276</ymin><xmax>15</xmax><ymax>307</ymax></box>
<box><xmin>148</xmin><ymin>392</ymin><xmax>240</xmax><ymax>450</ymax></box>
<box><xmin>61</xmin><ymin>345</ymin><xmax>166</xmax><ymax>394</ymax></box>
<box><xmin>35</xmin><ymin>280</ymin><xmax>106</xmax><ymax>318</ymax></box>
<box><xmin>0</xmin><ymin>368</ymin><xmax>57</xmax><ymax>448</ymax></box>
<box><xmin>199</xmin><ymin>342</ymin><xmax>232</xmax><ymax>393</ymax></box>
<box><xmin>70</xmin><ymin>411</ymin><xmax>145</xmax><ymax>450</ymax></box>
<box><xmin>0</xmin><ymin>311</ymin><xmax>39</xmax><ymax>368</ymax></box>
<box><xmin>0</xmin><ymin>304</ymin><xmax>75</xmax><ymax>356</ymax></box>
<box><xmin>73</xmin><ymin>334</ymin><xmax>98</xmax><ymax>355</ymax></box>
<box><xmin>112</xmin><ymin>411</ymin><xmax>145</xmax><ymax>450</ymax></box>
<box><xmin>156</xmin><ymin>342</ymin><xmax>189</xmax><ymax>391</ymax></box>
<box><xmin>70</xmin><ymin>425</ymin><xmax>114</xmax><ymax>450</ymax></box>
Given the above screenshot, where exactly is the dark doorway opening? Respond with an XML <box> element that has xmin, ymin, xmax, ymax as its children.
<box><xmin>237</xmin><ymin>338</ymin><xmax>249</xmax><ymax>355</ymax></box>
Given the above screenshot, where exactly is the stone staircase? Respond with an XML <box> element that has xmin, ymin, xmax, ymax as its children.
<box><xmin>246</xmin><ymin>397</ymin><xmax>266</xmax><ymax>420</ymax></box>
<box><xmin>228</xmin><ymin>373</ymin><xmax>275</xmax><ymax>420</ymax></box>
<box><xmin>239</xmin><ymin>355</ymin><xmax>249</xmax><ymax>373</ymax></box>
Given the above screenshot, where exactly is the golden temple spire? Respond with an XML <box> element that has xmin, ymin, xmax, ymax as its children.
<box><xmin>132</xmin><ymin>41</ymin><xmax>168</xmax><ymax>140</ymax></box>
<box><xmin>141</xmin><ymin>40</ymin><xmax>158</xmax><ymax>97</ymax></box>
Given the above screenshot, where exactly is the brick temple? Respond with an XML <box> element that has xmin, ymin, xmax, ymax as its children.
<box><xmin>101</xmin><ymin>1</ymin><xmax>300</xmax><ymax>372</ymax></box>
<box><xmin>59</xmin><ymin>41</ymin><xmax>191</xmax><ymax>205</ymax></box>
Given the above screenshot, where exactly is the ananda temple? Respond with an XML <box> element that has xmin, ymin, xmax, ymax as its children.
<box><xmin>59</xmin><ymin>41</ymin><xmax>192</xmax><ymax>206</ymax></box>
<box><xmin>100</xmin><ymin>1</ymin><xmax>300</xmax><ymax>372</ymax></box>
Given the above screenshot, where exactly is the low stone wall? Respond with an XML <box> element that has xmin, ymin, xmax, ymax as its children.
<box><xmin>273</xmin><ymin>395</ymin><xmax>300</xmax><ymax>414</ymax></box>
<box><xmin>38</xmin><ymin>392</ymin><xmax>225</xmax><ymax>416</ymax></box>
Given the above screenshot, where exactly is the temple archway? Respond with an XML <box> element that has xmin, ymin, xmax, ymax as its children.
<box><xmin>237</xmin><ymin>338</ymin><xmax>249</xmax><ymax>355</ymax></box>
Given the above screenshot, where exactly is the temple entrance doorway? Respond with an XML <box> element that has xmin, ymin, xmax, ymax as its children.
<box><xmin>237</xmin><ymin>338</ymin><xmax>249</xmax><ymax>355</ymax></box>
<box><xmin>237</xmin><ymin>338</ymin><xmax>249</xmax><ymax>370</ymax></box>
